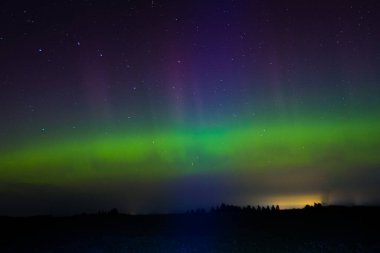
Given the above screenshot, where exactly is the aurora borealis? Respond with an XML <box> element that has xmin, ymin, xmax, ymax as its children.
<box><xmin>1</xmin><ymin>0</ymin><xmax>380</xmax><ymax>215</ymax></box>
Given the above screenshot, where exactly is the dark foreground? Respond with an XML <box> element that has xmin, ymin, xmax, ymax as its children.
<box><xmin>1</xmin><ymin>206</ymin><xmax>379</xmax><ymax>253</ymax></box>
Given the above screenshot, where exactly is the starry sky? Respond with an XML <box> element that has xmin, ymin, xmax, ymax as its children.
<box><xmin>1</xmin><ymin>0</ymin><xmax>380</xmax><ymax>215</ymax></box>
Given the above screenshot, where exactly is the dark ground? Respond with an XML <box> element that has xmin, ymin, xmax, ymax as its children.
<box><xmin>0</xmin><ymin>206</ymin><xmax>379</xmax><ymax>253</ymax></box>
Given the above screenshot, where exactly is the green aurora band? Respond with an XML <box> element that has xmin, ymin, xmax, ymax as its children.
<box><xmin>2</xmin><ymin>117</ymin><xmax>380</xmax><ymax>187</ymax></box>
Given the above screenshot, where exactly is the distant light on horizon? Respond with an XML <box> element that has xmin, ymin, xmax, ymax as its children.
<box><xmin>257</xmin><ymin>194</ymin><xmax>323</xmax><ymax>209</ymax></box>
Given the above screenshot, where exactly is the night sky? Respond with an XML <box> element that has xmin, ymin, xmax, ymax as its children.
<box><xmin>1</xmin><ymin>0</ymin><xmax>380</xmax><ymax>215</ymax></box>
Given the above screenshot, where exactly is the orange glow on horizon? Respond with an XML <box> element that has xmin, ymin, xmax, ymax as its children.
<box><xmin>257</xmin><ymin>194</ymin><xmax>322</xmax><ymax>209</ymax></box>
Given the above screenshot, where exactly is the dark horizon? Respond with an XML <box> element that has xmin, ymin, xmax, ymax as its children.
<box><xmin>3</xmin><ymin>202</ymin><xmax>380</xmax><ymax>218</ymax></box>
<box><xmin>1</xmin><ymin>204</ymin><xmax>380</xmax><ymax>252</ymax></box>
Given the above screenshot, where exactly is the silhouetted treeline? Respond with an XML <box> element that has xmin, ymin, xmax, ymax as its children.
<box><xmin>70</xmin><ymin>203</ymin><xmax>370</xmax><ymax>218</ymax></box>
<box><xmin>80</xmin><ymin>203</ymin><xmax>325</xmax><ymax>217</ymax></box>
<box><xmin>187</xmin><ymin>203</ymin><xmax>286</xmax><ymax>215</ymax></box>
<box><xmin>186</xmin><ymin>203</ymin><xmax>280</xmax><ymax>214</ymax></box>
